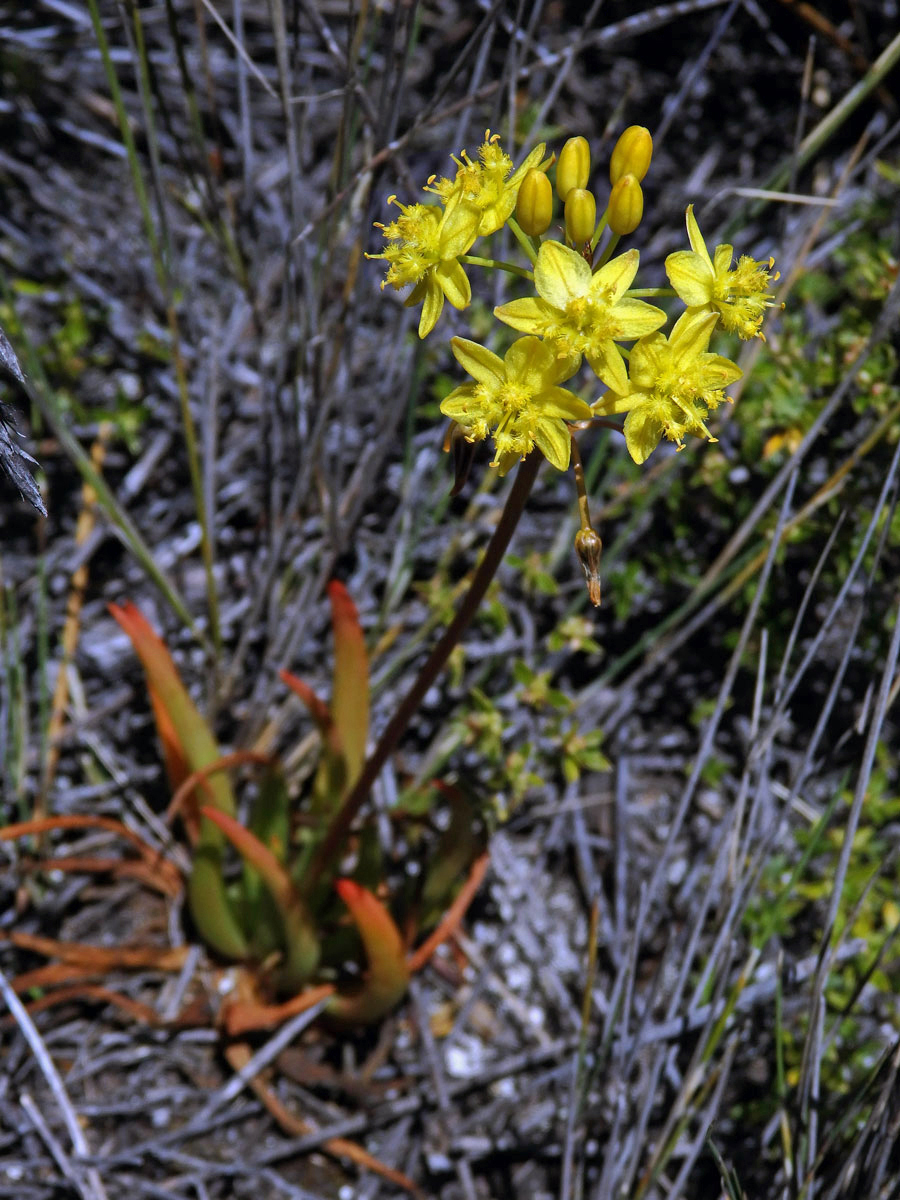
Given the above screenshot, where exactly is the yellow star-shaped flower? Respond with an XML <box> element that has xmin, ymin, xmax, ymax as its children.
<box><xmin>428</xmin><ymin>132</ymin><xmax>548</xmax><ymax>237</ymax></box>
<box><xmin>369</xmin><ymin>193</ymin><xmax>479</xmax><ymax>337</ymax></box>
<box><xmin>493</xmin><ymin>241</ymin><xmax>666</xmax><ymax>383</ymax></box>
<box><xmin>593</xmin><ymin>309</ymin><xmax>742</xmax><ymax>464</ymax></box>
<box><xmin>440</xmin><ymin>335</ymin><xmax>592</xmax><ymax>474</ymax></box>
<box><xmin>665</xmin><ymin>205</ymin><xmax>780</xmax><ymax>340</ymax></box>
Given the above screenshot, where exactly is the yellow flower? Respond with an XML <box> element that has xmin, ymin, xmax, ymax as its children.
<box><xmin>665</xmin><ymin>205</ymin><xmax>780</xmax><ymax>340</ymax></box>
<box><xmin>369</xmin><ymin>193</ymin><xmax>479</xmax><ymax>338</ymax></box>
<box><xmin>428</xmin><ymin>131</ymin><xmax>548</xmax><ymax>237</ymax></box>
<box><xmin>593</xmin><ymin>309</ymin><xmax>742</xmax><ymax>464</ymax></box>
<box><xmin>440</xmin><ymin>335</ymin><xmax>591</xmax><ymax>474</ymax></box>
<box><xmin>494</xmin><ymin>241</ymin><xmax>666</xmax><ymax>382</ymax></box>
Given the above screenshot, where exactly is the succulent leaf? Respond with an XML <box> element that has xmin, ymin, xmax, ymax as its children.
<box><xmin>201</xmin><ymin>806</ymin><xmax>321</xmax><ymax>988</ymax></box>
<box><xmin>109</xmin><ymin>602</ymin><xmax>248</xmax><ymax>959</ymax></box>
<box><xmin>329</xmin><ymin>879</ymin><xmax>410</xmax><ymax>1024</ymax></box>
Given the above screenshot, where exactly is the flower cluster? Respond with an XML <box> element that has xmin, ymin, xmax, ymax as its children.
<box><xmin>370</xmin><ymin>128</ymin><xmax>779</xmax><ymax>471</ymax></box>
<box><xmin>369</xmin><ymin>126</ymin><xmax>781</xmax><ymax>598</ymax></box>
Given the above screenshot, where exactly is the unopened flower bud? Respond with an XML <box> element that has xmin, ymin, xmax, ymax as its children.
<box><xmin>575</xmin><ymin>528</ymin><xmax>602</xmax><ymax>607</ymax></box>
<box><xmin>564</xmin><ymin>187</ymin><xmax>596</xmax><ymax>248</ymax></box>
<box><xmin>607</xmin><ymin>174</ymin><xmax>643</xmax><ymax>236</ymax></box>
<box><xmin>556</xmin><ymin>135</ymin><xmax>590</xmax><ymax>200</ymax></box>
<box><xmin>610</xmin><ymin>125</ymin><xmax>653</xmax><ymax>184</ymax></box>
<box><xmin>516</xmin><ymin>168</ymin><xmax>553</xmax><ymax>237</ymax></box>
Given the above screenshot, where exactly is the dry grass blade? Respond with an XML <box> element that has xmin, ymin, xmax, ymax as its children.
<box><xmin>0</xmin><ymin>968</ymin><xmax>110</xmax><ymax>1200</ymax></box>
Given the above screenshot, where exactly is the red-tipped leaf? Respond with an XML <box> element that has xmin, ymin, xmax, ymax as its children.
<box><xmin>329</xmin><ymin>879</ymin><xmax>409</xmax><ymax>1024</ymax></box>
<box><xmin>327</xmin><ymin>581</ymin><xmax>369</xmax><ymax>792</ymax></box>
<box><xmin>109</xmin><ymin>602</ymin><xmax>248</xmax><ymax>959</ymax></box>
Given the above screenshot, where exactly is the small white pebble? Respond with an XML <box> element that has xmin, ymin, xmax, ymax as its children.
<box><xmin>667</xmin><ymin>859</ymin><xmax>687</xmax><ymax>886</ymax></box>
<box><xmin>497</xmin><ymin>942</ymin><xmax>517</xmax><ymax>966</ymax></box>
<box><xmin>505</xmin><ymin>964</ymin><xmax>530</xmax><ymax>991</ymax></box>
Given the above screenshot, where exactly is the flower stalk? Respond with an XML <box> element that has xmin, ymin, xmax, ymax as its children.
<box><xmin>306</xmin><ymin>450</ymin><xmax>543</xmax><ymax>889</ymax></box>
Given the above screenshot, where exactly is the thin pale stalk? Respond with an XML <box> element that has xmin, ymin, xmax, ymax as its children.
<box><xmin>88</xmin><ymin>0</ymin><xmax>221</xmax><ymax>650</ymax></box>
<box><xmin>460</xmin><ymin>254</ymin><xmax>533</xmax><ymax>280</ymax></box>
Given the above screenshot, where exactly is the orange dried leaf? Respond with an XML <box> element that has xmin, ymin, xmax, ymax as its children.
<box><xmin>0</xmin><ymin>930</ymin><xmax>189</xmax><ymax>971</ymax></box>
<box><xmin>407</xmin><ymin>852</ymin><xmax>489</xmax><ymax>973</ymax></box>
<box><xmin>225</xmin><ymin>1043</ymin><xmax>422</xmax><ymax>1195</ymax></box>
<box><xmin>278</xmin><ymin>669</ymin><xmax>332</xmax><ymax>734</ymax></box>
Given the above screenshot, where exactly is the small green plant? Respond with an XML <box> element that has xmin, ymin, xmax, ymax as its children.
<box><xmin>107</xmin><ymin>583</ymin><xmax>486</xmax><ymax>1027</ymax></box>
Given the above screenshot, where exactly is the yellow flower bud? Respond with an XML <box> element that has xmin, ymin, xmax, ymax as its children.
<box><xmin>556</xmin><ymin>135</ymin><xmax>590</xmax><ymax>200</ymax></box>
<box><xmin>607</xmin><ymin>174</ymin><xmax>643</xmax><ymax>236</ymax></box>
<box><xmin>609</xmin><ymin>125</ymin><xmax>653</xmax><ymax>184</ymax></box>
<box><xmin>564</xmin><ymin>187</ymin><xmax>596</xmax><ymax>248</ymax></box>
<box><xmin>516</xmin><ymin>168</ymin><xmax>553</xmax><ymax>237</ymax></box>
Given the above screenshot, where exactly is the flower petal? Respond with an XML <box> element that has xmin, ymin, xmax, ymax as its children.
<box><xmin>628</xmin><ymin>331</ymin><xmax>667</xmax><ymax>389</ymax></box>
<box><xmin>699</xmin><ymin>354</ymin><xmax>743</xmax><ymax>388</ymax></box>
<box><xmin>612</xmin><ymin>297</ymin><xmax>669</xmax><ymax>339</ymax></box>
<box><xmin>435</xmin><ymin>258</ymin><xmax>471</xmax><ymax>310</ymax></box>
<box><xmin>540</xmin><ymin>387</ymin><xmax>592</xmax><ymax>420</ymax></box>
<box><xmin>440</xmin><ymin>383</ymin><xmax>479</xmax><ymax>421</ymax></box>
<box><xmin>668</xmin><ymin>308</ymin><xmax>719</xmax><ymax>363</ymax></box>
<box><xmin>534</xmin><ymin>240</ymin><xmax>590</xmax><ymax>308</ymax></box>
<box><xmin>493</xmin><ymin>297</ymin><xmax>553</xmax><ymax>335</ymax></box>
<box><xmin>546</xmin><ymin>349</ymin><xmax>582</xmax><ymax>385</ymax></box>
<box><xmin>594</xmin><ymin>381</ymin><xmax>653</xmax><ymax>414</ymax></box>
<box><xmin>439</xmin><ymin>195</ymin><xmax>479</xmax><ymax>259</ymax></box>
<box><xmin>665</xmin><ymin>250</ymin><xmax>714</xmax><ymax>306</ymax></box>
<box><xmin>492</xmin><ymin>449</ymin><xmax>520</xmax><ymax>476</ymax></box>
<box><xmin>589</xmin><ymin>249</ymin><xmax>639</xmax><ymax>303</ymax></box>
<box><xmin>533</xmin><ymin>417</ymin><xmax>571</xmax><ymax>471</ymax></box>
<box><xmin>713</xmin><ymin>243</ymin><xmax>734</xmax><ymax>276</ymax></box>
<box><xmin>685</xmin><ymin>204</ymin><xmax>713</xmax><ymax>269</ymax></box>
<box><xmin>586</xmin><ymin>341</ymin><xmax>630</xmax><ymax>392</ymax></box>
<box><xmin>418</xmin><ymin>276</ymin><xmax>444</xmax><ymax>338</ymax></box>
<box><xmin>623</xmin><ymin>404</ymin><xmax>665</xmax><ymax>464</ymax></box>
<box><xmin>504</xmin><ymin>335</ymin><xmax>553</xmax><ymax>391</ymax></box>
<box><xmin>450</xmin><ymin>337</ymin><xmax>505</xmax><ymax>385</ymax></box>
<box><xmin>508</xmin><ymin>142</ymin><xmax>546</xmax><ymax>187</ymax></box>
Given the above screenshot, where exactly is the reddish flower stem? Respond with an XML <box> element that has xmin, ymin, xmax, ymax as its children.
<box><xmin>306</xmin><ymin>450</ymin><xmax>543</xmax><ymax>889</ymax></box>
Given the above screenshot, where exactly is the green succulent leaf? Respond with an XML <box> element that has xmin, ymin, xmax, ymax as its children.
<box><xmin>201</xmin><ymin>805</ymin><xmax>321</xmax><ymax>989</ymax></box>
<box><xmin>109</xmin><ymin>602</ymin><xmax>248</xmax><ymax>960</ymax></box>
<box><xmin>327</xmin><ymin>581</ymin><xmax>370</xmax><ymax>797</ymax></box>
<box><xmin>328</xmin><ymin>879</ymin><xmax>409</xmax><ymax>1024</ymax></box>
